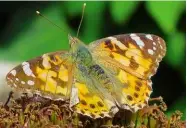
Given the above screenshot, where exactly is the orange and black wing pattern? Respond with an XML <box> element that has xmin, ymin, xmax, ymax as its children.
<box><xmin>89</xmin><ymin>34</ymin><xmax>166</xmax><ymax>79</ymax></box>
<box><xmin>6</xmin><ymin>51</ymin><xmax>73</xmax><ymax>100</ymax></box>
<box><xmin>89</xmin><ymin>34</ymin><xmax>166</xmax><ymax>112</ymax></box>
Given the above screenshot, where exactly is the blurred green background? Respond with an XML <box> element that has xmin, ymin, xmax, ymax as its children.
<box><xmin>0</xmin><ymin>1</ymin><xmax>185</xmax><ymax>120</ymax></box>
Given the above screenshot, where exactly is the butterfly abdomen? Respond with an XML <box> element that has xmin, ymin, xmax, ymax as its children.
<box><xmin>89</xmin><ymin>64</ymin><xmax>112</xmax><ymax>87</ymax></box>
<box><xmin>89</xmin><ymin>65</ymin><xmax>105</xmax><ymax>75</ymax></box>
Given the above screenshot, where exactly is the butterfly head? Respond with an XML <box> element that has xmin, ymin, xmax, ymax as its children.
<box><xmin>68</xmin><ymin>35</ymin><xmax>92</xmax><ymax>65</ymax></box>
<box><xmin>68</xmin><ymin>34</ymin><xmax>80</xmax><ymax>47</ymax></box>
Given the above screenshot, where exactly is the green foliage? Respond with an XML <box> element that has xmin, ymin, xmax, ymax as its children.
<box><xmin>146</xmin><ymin>1</ymin><xmax>185</xmax><ymax>34</ymax></box>
<box><xmin>65</xmin><ymin>1</ymin><xmax>106</xmax><ymax>42</ymax></box>
<box><xmin>0</xmin><ymin>4</ymin><xmax>70</xmax><ymax>61</ymax></box>
<box><xmin>166</xmin><ymin>32</ymin><xmax>185</xmax><ymax>67</ymax></box>
<box><xmin>65</xmin><ymin>2</ymin><xmax>85</xmax><ymax>16</ymax></box>
<box><xmin>110</xmin><ymin>1</ymin><xmax>139</xmax><ymax>24</ymax></box>
<box><xmin>81</xmin><ymin>2</ymin><xmax>105</xmax><ymax>42</ymax></box>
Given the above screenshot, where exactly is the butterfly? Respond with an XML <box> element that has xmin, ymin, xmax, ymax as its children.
<box><xmin>6</xmin><ymin>33</ymin><xmax>166</xmax><ymax>118</ymax></box>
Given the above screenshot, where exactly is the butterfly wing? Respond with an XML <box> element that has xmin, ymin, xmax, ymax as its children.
<box><xmin>88</xmin><ymin>34</ymin><xmax>166</xmax><ymax>112</ymax></box>
<box><xmin>96</xmin><ymin>60</ymin><xmax>153</xmax><ymax>112</ymax></box>
<box><xmin>6</xmin><ymin>51</ymin><xmax>117</xmax><ymax>118</ymax></box>
<box><xmin>89</xmin><ymin>34</ymin><xmax>166</xmax><ymax>79</ymax></box>
<box><xmin>70</xmin><ymin>80</ymin><xmax>118</xmax><ymax>119</ymax></box>
<box><xmin>6</xmin><ymin>51</ymin><xmax>73</xmax><ymax>100</ymax></box>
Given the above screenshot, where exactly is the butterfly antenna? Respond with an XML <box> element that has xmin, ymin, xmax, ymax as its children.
<box><xmin>36</xmin><ymin>11</ymin><xmax>69</xmax><ymax>35</ymax></box>
<box><xmin>76</xmin><ymin>3</ymin><xmax>86</xmax><ymax>37</ymax></box>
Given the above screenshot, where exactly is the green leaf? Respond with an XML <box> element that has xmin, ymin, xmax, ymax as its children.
<box><xmin>0</xmin><ymin>4</ymin><xmax>71</xmax><ymax>61</ymax></box>
<box><xmin>146</xmin><ymin>1</ymin><xmax>185</xmax><ymax>34</ymax></box>
<box><xmin>110</xmin><ymin>1</ymin><xmax>139</xmax><ymax>24</ymax></box>
<box><xmin>165</xmin><ymin>32</ymin><xmax>185</xmax><ymax>67</ymax></box>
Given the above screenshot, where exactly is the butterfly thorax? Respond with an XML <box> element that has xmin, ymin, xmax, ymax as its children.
<box><xmin>69</xmin><ymin>37</ymin><xmax>113</xmax><ymax>91</ymax></box>
<box><xmin>69</xmin><ymin>37</ymin><xmax>92</xmax><ymax>66</ymax></box>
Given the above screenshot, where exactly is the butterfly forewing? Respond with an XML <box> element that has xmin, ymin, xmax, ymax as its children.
<box><xmin>6</xmin><ymin>51</ymin><xmax>72</xmax><ymax>100</ymax></box>
<box><xmin>89</xmin><ymin>34</ymin><xmax>166</xmax><ymax>79</ymax></box>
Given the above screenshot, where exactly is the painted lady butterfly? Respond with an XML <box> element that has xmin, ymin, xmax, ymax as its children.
<box><xmin>6</xmin><ymin>5</ymin><xmax>166</xmax><ymax>119</ymax></box>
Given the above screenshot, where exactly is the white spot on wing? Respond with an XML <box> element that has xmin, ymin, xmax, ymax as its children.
<box><xmin>21</xmin><ymin>81</ymin><xmax>25</xmax><ymax>84</ymax></box>
<box><xmin>22</xmin><ymin>62</ymin><xmax>35</xmax><ymax>77</ymax></box>
<box><xmin>153</xmin><ymin>47</ymin><xmax>156</xmax><ymax>50</ymax></box>
<box><xmin>158</xmin><ymin>54</ymin><xmax>163</xmax><ymax>60</ymax></box>
<box><xmin>153</xmin><ymin>42</ymin><xmax>156</xmax><ymax>45</ymax></box>
<box><xmin>13</xmin><ymin>83</ymin><xmax>17</xmax><ymax>87</ymax></box>
<box><xmin>130</xmin><ymin>34</ymin><xmax>145</xmax><ymax>49</ymax></box>
<box><xmin>27</xmin><ymin>80</ymin><xmax>35</xmax><ymax>85</ymax></box>
<box><xmin>10</xmin><ymin>70</ymin><xmax>16</xmax><ymax>76</ymax></box>
<box><xmin>160</xmin><ymin>44</ymin><xmax>163</xmax><ymax>49</ymax></box>
<box><xmin>146</xmin><ymin>34</ymin><xmax>153</xmax><ymax>40</ymax></box>
<box><xmin>16</xmin><ymin>78</ymin><xmax>19</xmax><ymax>81</ymax></box>
<box><xmin>10</xmin><ymin>79</ymin><xmax>13</xmax><ymax>83</ymax></box>
<box><xmin>42</xmin><ymin>54</ymin><xmax>51</xmax><ymax>69</ymax></box>
<box><xmin>130</xmin><ymin>34</ymin><xmax>136</xmax><ymax>36</ymax></box>
<box><xmin>107</xmin><ymin>37</ymin><xmax>127</xmax><ymax>50</ymax></box>
<box><xmin>148</xmin><ymin>49</ymin><xmax>154</xmax><ymax>55</ymax></box>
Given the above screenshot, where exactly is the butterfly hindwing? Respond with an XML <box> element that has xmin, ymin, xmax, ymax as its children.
<box><xmin>91</xmin><ymin>59</ymin><xmax>153</xmax><ymax>113</ymax></box>
<box><xmin>70</xmin><ymin>79</ymin><xmax>119</xmax><ymax>118</ymax></box>
<box><xmin>69</xmin><ymin>64</ymin><xmax>119</xmax><ymax>118</ymax></box>
<box><xmin>117</xmin><ymin>69</ymin><xmax>152</xmax><ymax>112</ymax></box>
<box><xmin>6</xmin><ymin>51</ymin><xmax>73</xmax><ymax>100</ymax></box>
